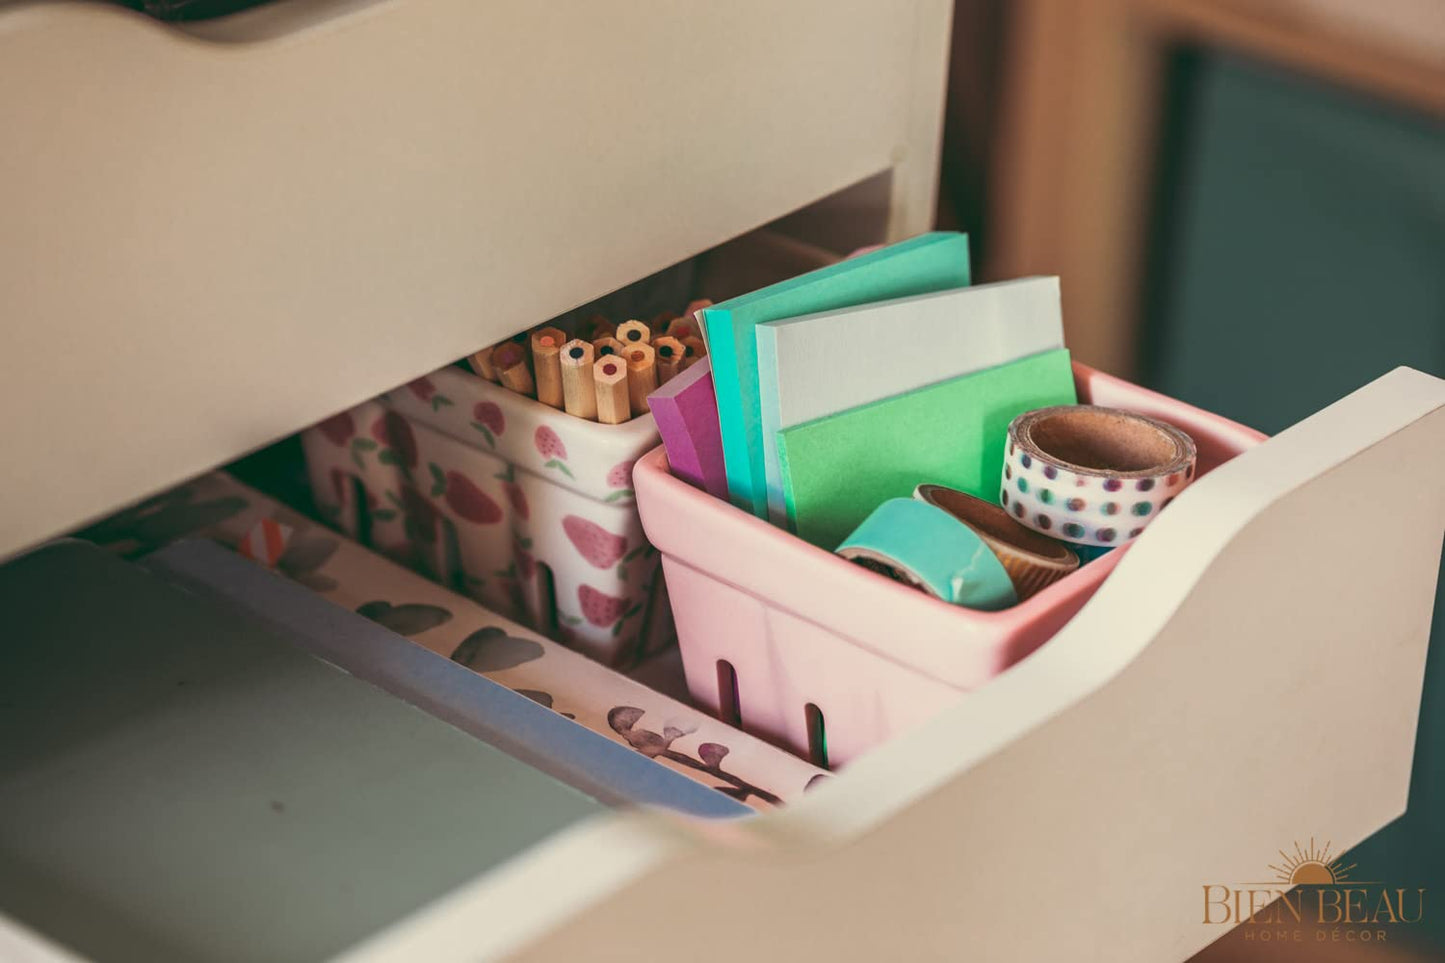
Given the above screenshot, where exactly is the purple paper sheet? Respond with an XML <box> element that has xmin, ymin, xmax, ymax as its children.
<box><xmin>647</xmin><ymin>359</ymin><xmax>728</xmax><ymax>498</ymax></box>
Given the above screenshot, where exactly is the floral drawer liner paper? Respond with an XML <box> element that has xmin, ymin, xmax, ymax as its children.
<box><xmin>82</xmin><ymin>471</ymin><xmax>826</xmax><ymax>809</ymax></box>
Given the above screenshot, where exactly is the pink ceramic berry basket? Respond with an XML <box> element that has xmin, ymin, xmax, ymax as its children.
<box><xmin>633</xmin><ymin>361</ymin><xmax>1268</xmax><ymax>766</ymax></box>
<box><xmin>303</xmin><ymin>364</ymin><xmax>667</xmax><ymax>667</ymax></box>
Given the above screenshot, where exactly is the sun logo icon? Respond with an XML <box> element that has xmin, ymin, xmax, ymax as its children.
<box><xmin>1268</xmin><ymin>838</ymin><xmax>1355</xmax><ymax>886</ymax></box>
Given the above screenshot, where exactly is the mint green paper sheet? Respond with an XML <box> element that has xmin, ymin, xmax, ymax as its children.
<box><xmin>702</xmin><ymin>232</ymin><xmax>971</xmax><ymax>517</ymax></box>
<box><xmin>777</xmin><ymin>348</ymin><xmax>1077</xmax><ymax>548</ymax></box>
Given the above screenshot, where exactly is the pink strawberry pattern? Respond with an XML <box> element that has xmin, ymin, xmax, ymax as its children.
<box><xmin>492</xmin><ymin>464</ymin><xmax>530</xmax><ymax>520</ymax></box>
<box><xmin>319</xmin><ymin>408</ymin><xmax>380</xmax><ymax>469</ymax></box>
<box><xmin>577</xmin><ymin>585</ymin><xmax>626</xmax><ymax>627</ymax></box>
<box><xmin>407</xmin><ymin>376</ymin><xmax>454</xmax><ymax>412</ymax></box>
<box><xmin>371</xmin><ymin>412</ymin><xmax>418</xmax><ymax>470</ymax></box>
<box><xmin>577</xmin><ymin>585</ymin><xmax>645</xmax><ymax>637</ymax></box>
<box><xmin>318</xmin><ymin>412</ymin><xmax>355</xmax><ymax>446</ymax></box>
<box><xmin>427</xmin><ymin>463</ymin><xmax>502</xmax><ymax>524</ymax></box>
<box><xmin>534</xmin><ymin>426</ymin><xmax>573</xmax><ymax>479</ymax></box>
<box><xmin>562</xmin><ymin>516</ymin><xmax>626</xmax><ymax>569</ymax></box>
<box><xmin>505</xmin><ymin>482</ymin><xmax>529</xmax><ymax>520</ymax></box>
<box><xmin>470</xmin><ymin>401</ymin><xmax>505</xmax><ymax>448</ymax></box>
<box><xmin>605</xmin><ymin>459</ymin><xmax>635</xmax><ymax>503</ymax></box>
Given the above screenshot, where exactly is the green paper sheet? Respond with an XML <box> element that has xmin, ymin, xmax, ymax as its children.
<box><xmin>777</xmin><ymin>348</ymin><xmax>1077</xmax><ymax>548</ymax></box>
<box><xmin>703</xmin><ymin>232</ymin><xmax>971</xmax><ymax>517</ymax></box>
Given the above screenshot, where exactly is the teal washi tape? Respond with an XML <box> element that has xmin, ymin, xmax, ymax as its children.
<box><xmin>835</xmin><ymin>498</ymin><xmax>1017</xmax><ymax>611</ymax></box>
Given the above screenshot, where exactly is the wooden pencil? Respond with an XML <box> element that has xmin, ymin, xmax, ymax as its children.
<box><xmin>592</xmin><ymin>335</ymin><xmax>626</xmax><ymax>359</ymax></box>
<box><xmin>652</xmin><ymin>336</ymin><xmax>686</xmax><ymax>384</ymax></box>
<box><xmin>530</xmin><ymin>326</ymin><xmax>567</xmax><ymax>408</ymax></box>
<box><xmin>680</xmin><ymin>335</ymin><xmax>707</xmax><ymax>370</ymax></box>
<box><xmin>493</xmin><ymin>341</ymin><xmax>535</xmax><ymax>397</ymax></box>
<box><xmin>668</xmin><ymin>299</ymin><xmax>711</xmax><ymax>340</ymax></box>
<box><xmin>625</xmin><ymin>342</ymin><xmax>658</xmax><ymax>413</ymax></box>
<box><xmin>616</xmin><ymin>319</ymin><xmax>651</xmax><ymax>346</ymax></box>
<box><xmin>559</xmin><ymin>339</ymin><xmax>598</xmax><ymax>420</ymax></box>
<box><xmin>593</xmin><ymin>355</ymin><xmax>631</xmax><ymax>425</ymax></box>
<box><xmin>664</xmin><ymin>315</ymin><xmax>699</xmax><ymax>340</ymax></box>
<box><xmin>582</xmin><ymin>314</ymin><xmax>615</xmax><ymax>341</ymax></box>
<box><xmin>467</xmin><ymin>345</ymin><xmax>498</xmax><ymax>381</ymax></box>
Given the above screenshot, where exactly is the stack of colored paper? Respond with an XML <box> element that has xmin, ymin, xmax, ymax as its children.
<box><xmin>650</xmin><ymin>231</ymin><xmax>1078</xmax><ymax>549</ymax></box>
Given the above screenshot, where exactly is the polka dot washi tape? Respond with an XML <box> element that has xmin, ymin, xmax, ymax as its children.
<box><xmin>1001</xmin><ymin>406</ymin><xmax>1197</xmax><ymax>548</ymax></box>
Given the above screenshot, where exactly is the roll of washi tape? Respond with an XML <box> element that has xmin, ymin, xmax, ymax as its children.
<box><xmin>835</xmin><ymin>498</ymin><xmax>1017</xmax><ymax>611</ymax></box>
<box><xmin>913</xmin><ymin>484</ymin><xmax>1079</xmax><ymax>600</ymax></box>
<box><xmin>1001</xmin><ymin>405</ymin><xmax>1197</xmax><ymax>548</ymax></box>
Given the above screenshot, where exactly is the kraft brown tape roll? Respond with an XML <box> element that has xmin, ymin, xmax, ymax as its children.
<box><xmin>913</xmin><ymin>484</ymin><xmax>1079</xmax><ymax>600</ymax></box>
<box><xmin>1001</xmin><ymin>405</ymin><xmax>1197</xmax><ymax>547</ymax></box>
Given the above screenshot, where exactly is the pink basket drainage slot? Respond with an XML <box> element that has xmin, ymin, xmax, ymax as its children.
<box><xmin>634</xmin><ymin>361</ymin><xmax>1267</xmax><ymax>766</ymax></box>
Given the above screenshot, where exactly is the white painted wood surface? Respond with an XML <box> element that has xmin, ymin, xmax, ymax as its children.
<box><xmin>0</xmin><ymin>0</ymin><xmax>951</xmax><ymax>558</ymax></box>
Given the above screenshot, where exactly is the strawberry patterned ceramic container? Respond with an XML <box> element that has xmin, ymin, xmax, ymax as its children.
<box><xmin>303</xmin><ymin>365</ymin><xmax>665</xmax><ymax>666</ymax></box>
<box><xmin>634</xmin><ymin>362</ymin><xmax>1267</xmax><ymax>765</ymax></box>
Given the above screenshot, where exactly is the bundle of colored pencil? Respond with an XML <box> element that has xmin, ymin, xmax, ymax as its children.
<box><xmin>463</xmin><ymin>302</ymin><xmax>710</xmax><ymax>424</ymax></box>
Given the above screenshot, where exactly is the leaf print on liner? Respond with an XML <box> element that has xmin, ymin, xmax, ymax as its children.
<box><xmin>450</xmin><ymin>626</ymin><xmax>545</xmax><ymax>672</ymax></box>
<box><xmin>607</xmin><ymin>707</ymin><xmax>780</xmax><ymax>805</ymax></box>
<box><xmin>514</xmin><ymin>689</ymin><xmax>575</xmax><ymax>720</ymax></box>
<box><xmin>356</xmin><ymin>600</ymin><xmax>453</xmax><ymax>636</ymax></box>
<box><xmin>277</xmin><ymin>532</ymin><xmax>339</xmax><ymax>577</ymax></box>
<box><xmin>77</xmin><ymin>486</ymin><xmax>249</xmax><ymax>556</ymax></box>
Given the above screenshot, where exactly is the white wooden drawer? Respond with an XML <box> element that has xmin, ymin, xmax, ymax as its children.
<box><xmin>0</xmin><ymin>0</ymin><xmax>950</xmax><ymax>559</ymax></box>
<box><xmin>2</xmin><ymin>366</ymin><xmax>1441</xmax><ymax>963</ymax></box>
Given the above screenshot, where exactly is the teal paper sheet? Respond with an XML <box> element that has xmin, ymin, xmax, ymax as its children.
<box><xmin>702</xmin><ymin>232</ymin><xmax>971</xmax><ymax>517</ymax></box>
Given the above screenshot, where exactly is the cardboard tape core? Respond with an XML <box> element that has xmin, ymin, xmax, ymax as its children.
<box><xmin>1025</xmin><ymin>408</ymin><xmax>1181</xmax><ymax>474</ymax></box>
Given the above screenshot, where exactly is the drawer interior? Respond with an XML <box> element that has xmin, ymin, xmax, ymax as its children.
<box><xmin>0</xmin><ymin>541</ymin><xmax>604</xmax><ymax>963</ymax></box>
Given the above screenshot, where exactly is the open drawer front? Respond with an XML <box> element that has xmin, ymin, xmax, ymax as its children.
<box><xmin>6</xmin><ymin>367</ymin><xmax>1438</xmax><ymax>963</ymax></box>
<box><xmin>347</xmin><ymin>368</ymin><xmax>1445</xmax><ymax>962</ymax></box>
